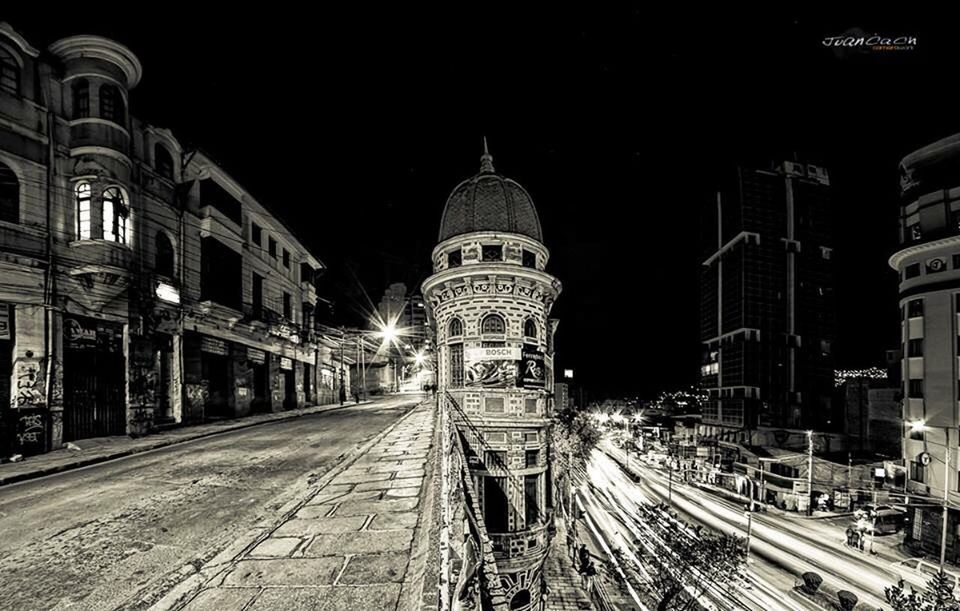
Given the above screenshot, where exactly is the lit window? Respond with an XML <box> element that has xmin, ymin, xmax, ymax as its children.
<box><xmin>0</xmin><ymin>47</ymin><xmax>19</xmax><ymax>95</ymax></box>
<box><xmin>102</xmin><ymin>186</ymin><xmax>129</xmax><ymax>244</ymax></box>
<box><xmin>76</xmin><ymin>182</ymin><xmax>91</xmax><ymax>239</ymax></box>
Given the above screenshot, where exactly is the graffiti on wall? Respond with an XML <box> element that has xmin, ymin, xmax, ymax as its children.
<box><xmin>12</xmin><ymin>357</ymin><xmax>46</xmax><ymax>408</ymax></box>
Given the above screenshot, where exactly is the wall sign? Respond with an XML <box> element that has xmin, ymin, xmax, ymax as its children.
<box><xmin>280</xmin><ymin>357</ymin><xmax>293</xmax><ymax>370</ymax></box>
<box><xmin>520</xmin><ymin>348</ymin><xmax>545</xmax><ymax>389</ymax></box>
<box><xmin>464</xmin><ymin>347</ymin><xmax>519</xmax><ymax>388</ymax></box>
<box><xmin>247</xmin><ymin>348</ymin><xmax>266</xmax><ymax>365</ymax></box>
<box><xmin>201</xmin><ymin>336</ymin><xmax>229</xmax><ymax>356</ymax></box>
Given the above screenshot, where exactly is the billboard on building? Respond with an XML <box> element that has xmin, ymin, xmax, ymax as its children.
<box><xmin>465</xmin><ymin>346</ymin><xmax>520</xmax><ymax>388</ymax></box>
<box><xmin>520</xmin><ymin>347</ymin><xmax>545</xmax><ymax>388</ymax></box>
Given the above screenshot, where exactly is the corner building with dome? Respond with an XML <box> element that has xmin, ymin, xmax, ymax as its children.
<box><xmin>423</xmin><ymin>145</ymin><xmax>562</xmax><ymax>610</ymax></box>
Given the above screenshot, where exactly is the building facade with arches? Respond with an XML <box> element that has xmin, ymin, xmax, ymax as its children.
<box><xmin>0</xmin><ymin>22</ymin><xmax>335</xmax><ymax>457</ymax></box>
<box><xmin>423</xmin><ymin>145</ymin><xmax>561</xmax><ymax>610</ymax></box>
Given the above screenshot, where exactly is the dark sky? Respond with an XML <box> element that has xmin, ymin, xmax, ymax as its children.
<box><xmin>8</xmin><ymin>8</ymin><xmax>958</xmax><ymax>399</ymax></box>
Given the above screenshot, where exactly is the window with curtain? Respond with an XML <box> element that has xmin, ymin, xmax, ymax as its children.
<box><xmin>102</xmin><ymin>186</ymin><xmax>129</xmax><ymax>244</ymax></box>
<box><xmin>76</xmin><ymin>182</ymin><xmax>92</xmax><ymax>239</ymax></box>
<box><xmin>0</xmin><ymin>160</ymin><xmax>18</xmax><ymax>224</ymax></box>
<box><xmin>72</xmin><ymin>79</ymin><xmax>89</xmax><ymax>118</ymax></box>
<box><xmin>0</xmin><ymin>47</ymin><xmax>19</xmax><ymax>95</ymax></box>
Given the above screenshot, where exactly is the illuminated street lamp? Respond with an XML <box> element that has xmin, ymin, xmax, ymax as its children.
<box><xmin>909</xmin><ymin>419</ymin><xmax>952</xmax><ymax>575</ymax></box>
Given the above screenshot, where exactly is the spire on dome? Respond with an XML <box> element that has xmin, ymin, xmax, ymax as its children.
<box><xmin>480</xmin><ymin>136</ymin><xmax>495</xmax><ymax>174</ymax></box>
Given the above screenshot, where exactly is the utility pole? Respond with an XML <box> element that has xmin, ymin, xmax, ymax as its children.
<box><xmin>941</xmin><ymin>428</ymin><xmax>951</xmax><ymax>573</ymax></box>
<box><xmin>744</xmin><ymin>504</ymin><xmax>753</xmax><ymax>560</ymax></box>
<box><xmin>339</xmin><ymin>326</ymin><xmax>345</xmax><ymax>405</ymax></box>
<box><xmin>668</xmin><ymin>454</ymin><xmax>673</xmax><ymax>507</ymax></box>
<box><xmin>807</xmin><ymin>430</ymin><xmax>814</xmax><ymax>516</ymax></box>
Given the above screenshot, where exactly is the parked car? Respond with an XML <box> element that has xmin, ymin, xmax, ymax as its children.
<box><xmin>854</xmin><ymin>504</ymin><xmax>906</xmax><ymax>534</ymax></box>
<box><xmin>891</xmin><ymin>558</ymin><xmax>960</xmax><ymax>591</ymax></box>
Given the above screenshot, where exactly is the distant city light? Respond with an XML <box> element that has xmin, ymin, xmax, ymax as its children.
<box><xmin>564</xmin><ymin>369</ymin><xmax>574</xmax><ymax>379</ymax></box>
<box><xmin>834</xmin><ymin>367</ymin><xmax>887</xmax><ymax>387</ymax></box>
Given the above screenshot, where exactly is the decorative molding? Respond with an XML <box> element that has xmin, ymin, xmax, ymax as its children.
<box><xmin>70</xmin><ymin>146</ymin><xmax>132</xmax><ymax>168</ymax></box>
<box><xmin>889</xmin><ymin>235</ymin><xmax>960</xmax><ymax>270</ymax></box>
<box><xmin>48</xmin><ymin>35</ymin><xmax>143</xmax><ymax>88</ymax></box>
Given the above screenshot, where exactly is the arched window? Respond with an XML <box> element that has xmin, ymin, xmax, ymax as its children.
<box><xmin>76</xmin><ymin>182</ymin><xmax>91</xmax><ymax>239</ymax></box>
<box><xmin>481</xmin><ymin>313</ymin><xmax>506</xmax><ymax>335</ymax></box>
<box><xmin>155</xmin><ymin>231</ymin><xmax>174</xmax><ymax>276</ymax></box>
<box><xmin>447</xmin><ymin>317</ymin><xmax>463</xmax><ymax>339</ymax></box>
<box><xmin>102</xmin><ymin>186</ymin><xmax>129</xmax><ymax>244</ymax></box>
<box><xmin>99</xmin><ymin>84</ymin><xmax>125</xmax><ymax>124</ymax></box>
<box><xmin>0</xmin><ymin>46</ymin><xmax>19</xmax><ymax>95</ymax></box>
<box><xmin>154</xmin><ymin>143</ymin><xmax>174</xmax><ymax>179</ymax></box>
<box><xmin>523</xmin><ymin>318</ymin><xmax>537</xmax><ymax>340</ymax></box>
<box><xmin>0</xmin><ymin>160</ymin><xmax>18</xmax><ymax>224</ymax></box>
<box><xmin>72</xmin><ymin>79</ymin><xmax>89</xmax><ymax>119</ymax></box>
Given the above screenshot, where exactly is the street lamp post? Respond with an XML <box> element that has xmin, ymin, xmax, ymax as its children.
<box><xmin>910</xmin><ymin>420</ymin><xmax>953</xmax><ymax>574</ymax></box>
<box><xmin>807</xmin><ymin>430</ymin><xmax>814</xmax><ymax>516</ymax></box>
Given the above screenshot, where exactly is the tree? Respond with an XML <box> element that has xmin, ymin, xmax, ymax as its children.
<box><xmin>553</xmin><ymin>405</ymin><xmax>602</xmax><ymax>472</ymax></box>
<box><xmin>608</xmin><ymin>503</ymin><xmax>746</xmax><ymax>611</ymax></box>
<box><xmin>886</xmin><ymin>572</ymin><xmax>960</xmax><ymax>611</ymax></box>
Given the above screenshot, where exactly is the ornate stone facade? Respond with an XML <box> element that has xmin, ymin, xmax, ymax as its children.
<box><xmin>424</xmin><ymin>146</ymin><xmax>561</xmax><ymax>611</ymax></box>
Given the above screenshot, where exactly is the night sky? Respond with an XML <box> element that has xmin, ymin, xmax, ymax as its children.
<box><xmin>7</xmin><ymin>8</ymin><xmax>959</xmax><ymax>400</ymax></box>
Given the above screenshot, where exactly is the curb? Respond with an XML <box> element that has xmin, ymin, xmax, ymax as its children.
<box><xmin>0</xmin><ymin>400</ymin><xmax>379</xmax><ymax>488</ymax></box>
<box><xmin>147</xmin><ymin>397</ymin><xmax>433</xmax><ymax>611</ymax></box>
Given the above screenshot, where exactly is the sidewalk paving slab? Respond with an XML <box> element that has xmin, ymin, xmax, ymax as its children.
<box><xmin>153</xmin><ymin>399</ymin><xmax>437</xmax><ymax>611</ymax></box>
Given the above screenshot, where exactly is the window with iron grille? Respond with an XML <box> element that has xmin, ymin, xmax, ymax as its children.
<box><xmin>449</xmin><ymin>343</ymin><xmax>463</xmax><ymax>387</ymax></box>
<box><xmin>481</xmin><ymin>314</ymin><xmax>506</xmax><ymax>335</ymax></box>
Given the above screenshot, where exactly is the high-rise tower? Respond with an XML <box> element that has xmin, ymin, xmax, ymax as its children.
<box><xmin>423</xmin><ymin>143</ymin><xmax>561</xmax><ymax>610</ymax></box>
<box><xmin>699</xmin><ymin>160</ymin><xmax>836</xmax><ymax>447</ymax></box>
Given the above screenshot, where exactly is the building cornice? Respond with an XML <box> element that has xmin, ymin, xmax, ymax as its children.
<box><xmin>423</xmin><ymin>265</ymin><xmax>562</xmax><ymax>304</ymax></box>
<box><xmin>48</xmin><ymin>35</ymin><xmax>143</xmax><ymax>88</ymax></box>
<box><xmin>0</xmin><ymin>22</ymin><xmax>40</xmax><ymax>58</ymax></box>
<box><xmin>889</xmin><ymin>235</ymin><xmax>960</xmax><ymax>270</ymax></box>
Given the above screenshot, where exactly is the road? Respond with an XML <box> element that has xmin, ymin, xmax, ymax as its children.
<box><xmin>588</xmin><ymin>443</ymin><xmax>896</xmax><ymax>609</ymax></box>
<box><xmin>0</xmin><ymin>394</ymin><xmax>424</xmax><ymax>611</ymax></box>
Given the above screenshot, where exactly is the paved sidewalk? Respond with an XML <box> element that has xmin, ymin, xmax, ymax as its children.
<box><xmin>0</xmin><ymin>399</ymin><xmax>378</xmax><ymax>487</ymax></box>
<box><xmin>155</xmin><ymin>400</ymin><xmax>436</xmax><ymax>611</ymax></box>
<box><xmin>544</xmin><ymin>514</ymin><xmax>592</xmax><ymax>611</ymax></box>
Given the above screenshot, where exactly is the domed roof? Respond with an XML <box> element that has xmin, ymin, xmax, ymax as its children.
<box><xmin>439</xmin><ymin>142</ymin><xmax>543</xmax><ymax>243</ymax></box>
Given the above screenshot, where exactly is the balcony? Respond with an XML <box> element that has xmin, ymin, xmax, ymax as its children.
<box><xmin>489</xmin><ymin>522</ymin><xmax>550</xmax><ymax>560</ymax></box>
<box><xmin>69</xmin><ymin>119</ymin><xmax>130</xmax><ymax>156</ymax></box>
